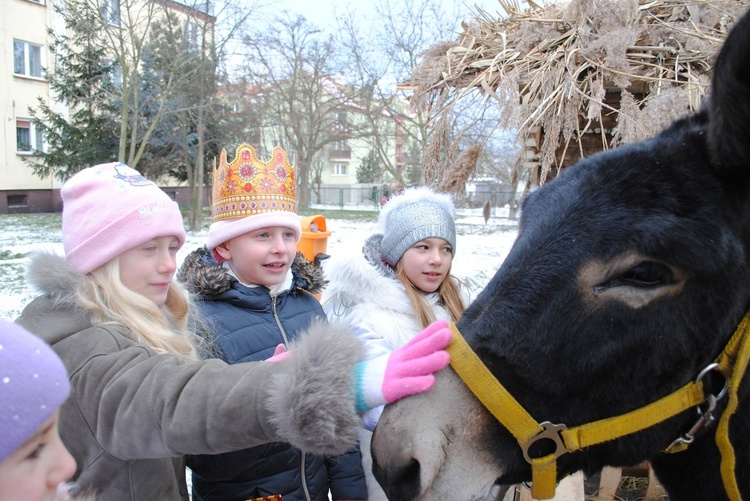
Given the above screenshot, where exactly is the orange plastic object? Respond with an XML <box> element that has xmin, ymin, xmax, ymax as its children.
<box><xmin>297</xmin><ymin>215</ymin><xmax>331</xmax><ymax>264</ymax></box>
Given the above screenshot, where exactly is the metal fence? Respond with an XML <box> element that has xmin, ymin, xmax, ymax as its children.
<box><xmin>306</xmin><ymin>185</ymin><xmax>517</xmax><ymax>210</ymax></box>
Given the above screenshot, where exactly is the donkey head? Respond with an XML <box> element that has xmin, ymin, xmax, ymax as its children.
<box><xmin>371</xmin><ymin>8</ymin><xmax>750</xmax><ymax>501</ymax></box>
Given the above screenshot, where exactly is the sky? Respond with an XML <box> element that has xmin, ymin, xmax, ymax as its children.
<box><xmin>271</xmin><ymin>0</ymin><xmax>505</xmax><ymax>32</ymax></box>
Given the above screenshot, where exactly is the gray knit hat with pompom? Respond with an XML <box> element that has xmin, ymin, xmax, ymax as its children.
<box><xmin>378</xmin><ymin>187</ymin><xmax>456</xmax><ymax>267</ymax></box>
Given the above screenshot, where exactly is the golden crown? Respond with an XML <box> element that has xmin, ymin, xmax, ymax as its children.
<box><xmin>211</xmin><ymin>144</ymin><xmax>297</xmax><ymax>223</ymax></box>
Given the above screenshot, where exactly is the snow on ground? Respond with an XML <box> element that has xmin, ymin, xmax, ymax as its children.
<box><xmin>0</xmin><ymin>206</ymin><xmax>519</xmax><ymax>321</ymax></box>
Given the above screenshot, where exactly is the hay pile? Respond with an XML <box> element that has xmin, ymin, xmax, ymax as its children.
<box><xmin>413</xmin><ymin>0</ymin><xmax>749</xmax><ymax>184</ymax></box>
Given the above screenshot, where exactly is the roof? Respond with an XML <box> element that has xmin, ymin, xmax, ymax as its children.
<box><xmin>410</xmin><ymin>0</ymin><xmax>750</xmax><ymax>182</ymax></box>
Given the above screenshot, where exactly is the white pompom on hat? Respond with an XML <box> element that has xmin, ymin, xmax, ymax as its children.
<box><xmin>378</xmin><ymin>187</ymin><xmax>456</xmax><ymax>267</ymax></box>
<box><xmin>61</xmin><ymin>163</ymin><xmax>186</xmax><ymax>274</ymax></box>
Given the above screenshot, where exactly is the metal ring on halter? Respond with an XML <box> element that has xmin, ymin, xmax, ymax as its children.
<box><xmin>521</xmin><ymin>421</ymin><xmax>569</xmax><ymax>463</ymax></box>
<box><xmin>695</xmin><ymin>362</ymin><xmax>728</xmax><ymax>403</ymax></box>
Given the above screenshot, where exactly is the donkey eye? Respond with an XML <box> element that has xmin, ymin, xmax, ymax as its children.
<box><xmin>612</xmin><ymin>261</ymin><xmax>673</xmax><ymax>288</ymax></box>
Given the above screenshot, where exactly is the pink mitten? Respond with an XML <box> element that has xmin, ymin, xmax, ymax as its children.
<box><xmin>354</xmin><ymin>319</ymin><xmax>452</xmax><ymax>412</ymax></box>
<box><xmin>265</xmin><ymin>343</ymin><xmax>288</xmax><ymax>362</ymax></box>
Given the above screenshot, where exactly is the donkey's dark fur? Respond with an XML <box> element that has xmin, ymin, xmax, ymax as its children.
<box><xmin>372</xmin><ymin>8</ymin><xmax>750</xmax><ymax>501</ymax></box>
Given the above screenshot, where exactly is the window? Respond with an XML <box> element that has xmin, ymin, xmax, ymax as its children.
<box><xmin>333</xmin><ymin>140</ymin><xmax>347</xmax><ymax>151</ymax></box>
<box><xmin>184</xmin><ymin>19</ymin><xmax>200</xmax><ymax>50</ymax></box>
<box><xmin>16</xmin><ymin>120</ymin><xmax>43</xmax><ymax>153</ymax></box>
<box><xmin>14</xmin><ymin>40</ymin><xmax>42</xmax><ymax>78</ymax></box>
<box><xmin>331</xmin><ymin>112</ymin><xmax>347</xmax><ymax>133</ymax></box>
<box><xmin>7</xmin><ymin>195</ymin><xmax>28</xmax><ymax>209</ymax></box>
<box><xmin>333</xmin><ymin>163</ymin><xmax>347</xmax><ymax>176</ymax></box>
<box><xmin>102</xmin><ymin>59</ymin><xmax>123</xmax><ymax>87</ymax></box>
<box><xmin>100</xmin><ymin>0</ymin><xmax>120</xmax><ymax>25</ymax></box>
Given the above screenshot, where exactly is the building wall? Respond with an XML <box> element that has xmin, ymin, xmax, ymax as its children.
<box><xmin>0</xmin><ymin>0</ymin><xmax>63</xmax><ymax>212</ymax></box>
<box><xmin>0</xmin><ymin>0</ymin><xmax>215</xmax><ymax>214</ymax></box>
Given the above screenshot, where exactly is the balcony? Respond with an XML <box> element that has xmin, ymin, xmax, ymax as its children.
<box><xmin>329</xmin><ymin>149</ymin><xmax>351</xmax><ymax>161</ymax></box>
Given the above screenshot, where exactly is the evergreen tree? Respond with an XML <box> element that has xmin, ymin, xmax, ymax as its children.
<box><xmin>26</xmin><ymin>2</ymin><xmax>119</xmax><ymax>181</ymax></box>
<box><xmin>356</xmin><ymin>149</ymin><xmax>382</xmax><ymax>184</ymax></box>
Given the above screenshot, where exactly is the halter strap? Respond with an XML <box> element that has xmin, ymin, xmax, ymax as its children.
<box><xmin>446</xmin><ymin>312</ymin><xmax>750</xmax><ymax>500</ymax></box>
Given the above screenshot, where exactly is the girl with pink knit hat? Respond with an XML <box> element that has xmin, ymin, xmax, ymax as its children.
<box><xmin>15</xmin><ymin>162</ymin><xmax>453</xmax><ymax>500</ymax></box>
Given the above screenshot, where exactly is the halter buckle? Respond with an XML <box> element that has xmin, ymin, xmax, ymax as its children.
<box><xmin>665</xmin><ymin>362</ymin><xmax>727</xmax><ymax>454</ymax></box>
<box><xmin>522</xmin><ymin>421</ymin><xmax>568</xmax><ymax>463</ymax></box>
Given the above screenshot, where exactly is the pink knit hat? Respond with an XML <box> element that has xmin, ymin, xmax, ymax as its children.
<box><xmin>62</xmin><ymin>162</ymin><xmax>187</xmax><ymax>274</ymax></box>
<box><xmin>0</xmin><ymin>319</ymin><xmax>70</xmax><ymax>461</ymax></box>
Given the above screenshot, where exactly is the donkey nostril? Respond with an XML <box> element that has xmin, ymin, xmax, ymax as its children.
<box><xmin>380</xmin><ymin>457</ymin><xmax>421</xmax><ymax>501</ymax></box>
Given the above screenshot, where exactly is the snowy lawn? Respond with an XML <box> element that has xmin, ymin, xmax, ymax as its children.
<box><xmin>0</xmin><ymin>206</ymin><xmax>519</xmax><ymax>321</ymax></box>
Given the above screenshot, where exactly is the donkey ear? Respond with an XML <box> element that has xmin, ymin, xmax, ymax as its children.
<box><xmin>707</xmin><ymin>9</ymin><xmax>750</xmax><ymax>178</ymax></box>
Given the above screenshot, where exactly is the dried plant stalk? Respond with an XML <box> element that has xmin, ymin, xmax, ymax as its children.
<box><xmin>411</xmin><ymin>0</ymin><xmax>749</xmax><ymax>184</ymax></box>
<box><xmin>438</xmin><ymin>144</ymin><xmax>482</xmax><ymax>195</ymax></box>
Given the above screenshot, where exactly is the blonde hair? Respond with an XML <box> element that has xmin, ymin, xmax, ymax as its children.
<box><xmin>394</xmin><ymin>259</ymin><xmax>465</xmax><ymax>329</ymax></box>
<box><xmin>76</xmin><ymin>258</ymin><xmax>206</xmax><ymax>360</ymax></box>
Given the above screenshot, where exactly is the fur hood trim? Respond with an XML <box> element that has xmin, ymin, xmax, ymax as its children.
<box><xmin>266</xmin><ymin>319</ymin><xmax>364</xmax><ymax>454</ymax></box>
<box><xmin>322</xmin><ymin>235</ymin><xmax>413</xmax><ymax>318</ymax></box>
<box><xmin>25</xmin><ymin>252</ymin><xmax>84</xmax><ymax>308</ymax></box>
<box><xmin>177</xmin><ymin>247</ymin><xmax>327</xmax><ymax>296</ymax></box>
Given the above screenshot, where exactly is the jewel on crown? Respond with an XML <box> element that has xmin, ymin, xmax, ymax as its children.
<box><xmin>211</xmin><ymin>144</ymin><xmax>297</xmax><ymax>223</ymax></box>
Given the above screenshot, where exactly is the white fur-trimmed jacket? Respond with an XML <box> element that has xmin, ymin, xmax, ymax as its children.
<box><xmin>322</xmin><ymin>234</ymin><xmax>457</xmax><ymax>360</ymax></box>
<box><xmin>16</xmin><ymin>253</ymin><xmax>365</xmax><ymax>501</ymax></box>
<box><xmin>321</xmin><ymin>234</ymin><xmax>466</xmax><ymax>500</ymax></box>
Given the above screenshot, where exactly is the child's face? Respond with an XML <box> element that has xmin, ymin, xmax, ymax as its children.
<box><xmin>401</xmin><ymin>238</ymin><xmax>453</xmax><ymax>293</ymax></box>
<box><xmin>0</xmin><ymin>410</ymin><xmax>76</xmax><ymax>501</ymax></box>
<box><xmin>216</xmin><ymin>226</ymin><xmax>297</xmax><ymax>287</ymax></box>
<box><xmin>118</xmin><ymin>235</ymin><xmax>182</xmax><ymax>305</ymax></box>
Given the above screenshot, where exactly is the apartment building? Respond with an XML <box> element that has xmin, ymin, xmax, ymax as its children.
<box><xmin>1</xmin><ymin>0</ymin><xmax>64</xmax><ymax>213</ymax></box>
<box><xmin>0</xmin><ymin>0</ymin><xmax>214</xmax><ymax>214</ymax></box>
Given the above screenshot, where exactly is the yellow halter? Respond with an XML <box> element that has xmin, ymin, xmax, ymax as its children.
<box><xmin>446</xmin><ymin>313</ymin><xmax>750</xmax><ymax>500</ymax></box>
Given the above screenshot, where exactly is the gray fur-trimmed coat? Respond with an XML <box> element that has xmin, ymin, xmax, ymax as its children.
<box><xmin>15</xmin><ymin>252</ymin><xmax>364</xmax><ymax>501</ymax></box>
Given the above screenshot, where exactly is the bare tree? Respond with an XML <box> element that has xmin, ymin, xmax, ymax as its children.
<box><xmin>240</xmin><ymin>14</ymin><xmax>359</xmax><ymax>208</ymax></box>
<box><xmin>336</xmin><ymin>0</ymin><xmax>464</xmax><ymax>187</ymax></box>
<box><xmin>139</xmin><ymin>0</ymin><xmax>257</xmax><ymax>231</ymax></box>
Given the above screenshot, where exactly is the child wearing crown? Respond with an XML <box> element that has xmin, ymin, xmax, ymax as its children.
<box><xmin>178</xmin><ymin>145</ymin><xmax>367</xmax><ymax>501</ymax></box>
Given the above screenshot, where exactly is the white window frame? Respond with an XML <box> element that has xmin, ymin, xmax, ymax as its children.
<box><xmin>333</xmin><ymin>163</ymin><xmax>347</xmax><ymax>177</ymax></box>
<box><xmin>16</xmin><ymin>119</ymin><xmax>44</xmax><ymax>154</ymax></box>
<box><xmin>100</xmin><ymin>0</ymin><xmax>120</xmax><ymax>26</ymax></box>
<box><xmin>333</xmin><ymin>139</ymin><xmax>347</xmax><ymax>151</ymax></box>
<box><xmin>184</xmin><ymin>19</ymin><xmax>200</xmax><ymax>50</ymax></box>
<box><xmin>13</xmin><ymin>39</ymin><xmax>43</xmax><ymax>78</ymax></box>
<box><xmin>102</xmin><ymin>59</ymin><xmax>123</xmax><ymax>87</ymax></box>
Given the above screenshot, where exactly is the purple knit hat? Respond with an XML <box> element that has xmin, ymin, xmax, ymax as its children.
<box><xmin>62</xmin><ymin>163</ymin><xmax>187</xmax><ymax>274</ymax></box>
<box><xmin>0</xmin><ymin>319</ymin><xmax>70</xmax><ymax>461</ymax></box>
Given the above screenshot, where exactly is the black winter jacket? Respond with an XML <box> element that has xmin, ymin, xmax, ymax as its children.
<box><xmin>178</xmin><ymin>248</ymin><xmax>367</xmax><ymax>501</ymax></box>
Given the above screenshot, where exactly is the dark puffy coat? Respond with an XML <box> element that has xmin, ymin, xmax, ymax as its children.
<box><xmin>178</xmin><ymin>248</ymin><xmax>367</xmax><ymax>501</ymax></box>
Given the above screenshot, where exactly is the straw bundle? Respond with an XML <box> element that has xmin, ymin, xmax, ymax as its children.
<box><xmin>412</xmin><ymin>0</ymin><xmax>749</xmax><ymax>183</ymax></box>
